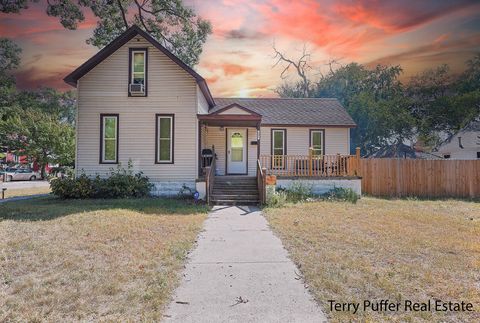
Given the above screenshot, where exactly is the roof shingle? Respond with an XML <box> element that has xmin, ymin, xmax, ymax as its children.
<box><xmin>211</xmin><ymin>98</ymin><xmax>356</xmax><ymax>127</ymax></box>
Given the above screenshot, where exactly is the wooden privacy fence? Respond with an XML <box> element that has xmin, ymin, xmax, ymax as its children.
<box><xmin>360</xmin><ymin>159</ymin><xmax>480</xmax><ymax>198</ymax></box>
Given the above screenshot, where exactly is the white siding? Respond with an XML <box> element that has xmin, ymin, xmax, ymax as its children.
<box><xmin>436</xmin><ymin>131</ymin><xmax>480</xmax><ymax>159</ymax></box>
<box><xmin>218</xmin><ymin>106</ymin><xmax>251</xmax><ymax>115</ymax></box>
<box><xmin>204</xmin><ymin>126</ymin><xmax>258</xmax><ymax>176</ymax></box>
<box><xmin>77</xmin><ymin>36</ymin><xmax>199</xmax><ymax>181</ymax></box>
<box><xmin>260</xmin><ymin>126</ymin><xmax>350</xmax><ymax>156</ymax></box>
<box><xmin>197</xmin><ymin>85</ymin><xmax>209</xmax><ymax>114</ymax></box>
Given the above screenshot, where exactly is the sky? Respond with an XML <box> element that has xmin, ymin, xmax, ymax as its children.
<box><xmin>1</xmin><ymin>0</ymin><xmax>479</xmax><ymax>97</ymax></box>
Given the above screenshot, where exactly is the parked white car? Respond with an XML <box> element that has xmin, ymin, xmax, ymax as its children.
<box><xmin>4</xmin><ymin>168</ymin><xmax>39</xmax><ymax>181</ymax></box>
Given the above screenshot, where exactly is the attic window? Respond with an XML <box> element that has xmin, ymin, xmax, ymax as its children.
<box><xmin>129</xmin><ymin>48</ymin><xmax>147</xmax><ymax>96</ymax></box>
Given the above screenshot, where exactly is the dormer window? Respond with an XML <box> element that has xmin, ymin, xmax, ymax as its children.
<box><xmin>129</xmin><ymin>48</ymin><xmax>147</xmax><ymax>96</ymax></box>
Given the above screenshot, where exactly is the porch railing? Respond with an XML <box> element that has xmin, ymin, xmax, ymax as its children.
<box><xmin>256</xmin><ymin>160</ymin><xmax>267</xmax><ymax>204</ymax></box>
<box><xmin>259</xmin><ymin>147</ymin><xmax>361</xmax><ymax>177</ymax></box>
<box><xmin>205</xmin><ymin>147</ymin><xmax>216</xmax><ymax>204</ymax></box>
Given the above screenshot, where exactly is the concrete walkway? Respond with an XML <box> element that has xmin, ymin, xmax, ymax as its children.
<box><xmin>164</xmin><ymin>206</ymin><xmax>326</xmax><ymax>323</ymax></box>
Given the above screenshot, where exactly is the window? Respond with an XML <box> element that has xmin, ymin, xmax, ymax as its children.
<box><xmin>477</xmin><ymin>152</ymin><xmax>480</xmax><ymax>159</ymax></box>
<box><xmin>443</xmin><ymin>154</ymin><xmax>451</xmax><ymax>159</ymax></box>
<box><xmin>129</xmin><ymin>48</ymin><xmax>147</xmax><ymax>96</ymax></box>
<box><xmin>100</xmin><ymin>114</ymin><xmax>118</xmax><ymax>163</ymax></box>
<box><xmin>231</xmin><ymin>132</ymin><xmax>244</xmax><ymax>162</ymax></box>
<box><xmin>156</xmin><ymin>114</ymin><xmax>174</xmax><ymax>163</ymax></box>
<box><xmin>271</xmin><ymin>129</ymin><xmax>286</xmax><ymax>168</ymax></box>
<box><xmin>310</xmin><ymin>129</ymin><xmax>324</xmax><ymax>156</ymax></box>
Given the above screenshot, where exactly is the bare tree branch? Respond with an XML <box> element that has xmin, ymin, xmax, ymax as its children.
<box><xmin>116</xmin><ymin>0</ymin><xmax>129</xmax><ymax>29</ymax></box>
<box><xmin>272</xmin><ymin>43</ymin><xmax>312</xmax><ymax>97</ymax></box>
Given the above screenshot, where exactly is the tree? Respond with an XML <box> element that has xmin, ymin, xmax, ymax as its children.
<box><xmin>274</xmin><ymin>48</ymin><xmax>410</xmax><ymax>155</ymax></box>
<box><xmin>1</xmin><ymin>0</ymin><xmax>212</xmax><ymax>66</ymax></box>
<box><xmin>0</xmin><ymin>38</ymin><xmax>76</xmax><ymax>176</ymax></box>
<box><xmin>273</xmin><ymin>44</ymin><xmax>312</xmax><ymax>97</ymax></box>
<box><xmin>0</xmin><ymin>106</ymin><xmax>75</xmax><ymax>178</ymax></box>
<box><xmin>407</xmin><ymin>59</ymin><xmax>480</xmax><ymax>146</ymax></box>
<box><xmin>0</xmin><ymin>38</ymin><xmax>21</xmax><ymax>105</ymax></box>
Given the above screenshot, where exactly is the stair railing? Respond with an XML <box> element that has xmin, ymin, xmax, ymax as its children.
<box><xmin>257</xmin><ymin>159</ymin><xmax>267</xmax><ymax>205</ymax></box>
<box><xmin>205</xmin><ymin>146</ymin><xmax>216</xmax><ymax>205</ymax></box>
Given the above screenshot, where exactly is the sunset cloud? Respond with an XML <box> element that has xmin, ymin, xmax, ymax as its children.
<box><xmin>2</xmin><ymin>0</ymin><xmax>479</xmax><ymax>97</ymax></box>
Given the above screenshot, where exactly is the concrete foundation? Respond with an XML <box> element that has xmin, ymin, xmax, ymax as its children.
<box><xmin>275</xmin><ymin>177</ymin><xmax>362</xmax><ymax>196</ymax></box>
<box><xmin>150</xmin><ymin>181</ymin><xmax>196</xmax><ymax>197</ymax></box>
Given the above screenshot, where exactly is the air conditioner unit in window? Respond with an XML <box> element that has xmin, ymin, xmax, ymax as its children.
<box><xmin>129</xmin><ymin>83</ymin><xmax>144</xmax><ymax>95</ymax></box>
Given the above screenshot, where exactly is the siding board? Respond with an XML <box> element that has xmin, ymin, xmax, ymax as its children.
<box><xmin>77</xmin><ymin>36</ymin><xmax>199</xmax><ymax>181</ymax></box>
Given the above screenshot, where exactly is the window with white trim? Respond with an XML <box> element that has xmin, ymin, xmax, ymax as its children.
<box><xmin>101</xmin><ymin>115</ymin><xmax>118</xmax><ymax>163</ymax></box>
<box><xmin>310</xmin><ymin>130</ymin><xmax>324</xmax><ymax>156</ymax></box>
<box><xmin>156</xmin><ymin>115</ymin><xmax>174</xmax><ymax>163</ymax></box>
<box><xmin>272</xmin><ymin>129</ymin><xmax>286</xmax><ymax>168</ymax></box>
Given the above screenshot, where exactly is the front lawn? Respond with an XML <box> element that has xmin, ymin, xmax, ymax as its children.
<box><xmin>0</xmin><ymin>197</ymin><xmax>208</xmax><ymax>321</ymax></box>
<box><xmin>265</xmin><ymin>197</ymin><xmax>480</xmax><ymax>322</ymax></box>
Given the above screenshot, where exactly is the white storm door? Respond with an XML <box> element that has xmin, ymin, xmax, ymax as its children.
<box><xmin>227</xmin><ymin>129</ymin><xmax>247</xmax><ymax>174</ymax></box>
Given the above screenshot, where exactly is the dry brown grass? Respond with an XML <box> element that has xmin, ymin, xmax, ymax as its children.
<box><xmin>265</xmin><ymin>197</ymin><xmax>480</xmax><ymax>322</ymax></box>
<box><xmin>2</xmin><ymin>186</ymin><xmax>51</xmax><ymax>199</ymax></box>
<box><xmin>0</xmin><ymin>197</ymin><xmax>208</xmax><ymax>321</ymax></box>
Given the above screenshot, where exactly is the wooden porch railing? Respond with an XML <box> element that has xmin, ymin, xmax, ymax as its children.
<box><xmin>256</xmin><ymin>160</ymin><xmax>267</xmax><ymax>204</ymax></box>
<box><xmin>205</xmin><ymin>147</ymin><xmax>216</xmax><ymax>204</ymax></box>
<box><xmin>259</xmin><ymin>147</ymin><xmax>361</xmax><ymax>177</ymax></box>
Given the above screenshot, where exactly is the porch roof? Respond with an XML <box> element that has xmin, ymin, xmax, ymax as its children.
<box><xmin>197</xmin><ymin>103</ymin><xmax>261</xmax><ymax>127</ymax></box>
<box><xmin>197</xmin><ymin>114</ymin><xmax>261</xmax><ymax>127</ymax></box>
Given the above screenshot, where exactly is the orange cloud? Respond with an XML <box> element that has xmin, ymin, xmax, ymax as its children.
<box><xmin>221</xmin><ymin>63</ymin><xmax>253</xmax><ymax>76</ymax></box>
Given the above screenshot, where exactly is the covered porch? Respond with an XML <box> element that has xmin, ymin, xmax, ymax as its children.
<box><xmin>198</xmin><ymin>104</ymin><xmax>262</xmax><ymax>178</ymax></box>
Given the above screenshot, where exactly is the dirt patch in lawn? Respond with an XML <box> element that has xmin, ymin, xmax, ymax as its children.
<box><xmin>265</xmin><ymin>197</ymin><xmax>480</xmax><ymax>322</ymax></box>
<box><xmin>0</xmin><ymin>197</ymin><xmax>208</xmax><ymax>321</ymax></box>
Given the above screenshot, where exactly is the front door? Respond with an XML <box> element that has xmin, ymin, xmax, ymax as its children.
<box><xmin>227</xmin><ymin>128</ymin><xmax>247</xmax><ymax>174</ymax></box>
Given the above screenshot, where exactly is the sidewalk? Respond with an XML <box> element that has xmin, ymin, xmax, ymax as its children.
<box><xmin>164</xmin><ymin>205</ymin><xmax>326</xmax><ymax>323</ymax></box>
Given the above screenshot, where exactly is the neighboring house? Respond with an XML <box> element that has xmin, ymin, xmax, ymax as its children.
<box><xmin>64</xmin><ymin>26</ymin><xmax>359</xmax><ymax>204</ymax></box>
<box><xmin>366</xmin><ymin>143</ymin><xmax>442</xmax><ymax>159</ymax></box>
<box><xmin>435</xmin><ymin>117</ymin><xmax>480</xmax><ymax>159</ymax></box>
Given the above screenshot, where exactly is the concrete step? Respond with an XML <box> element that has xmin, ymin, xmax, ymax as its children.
<box><xmin>212</xmin><ymin>194</ymin><xmax>259</xmax><ymax>200</ymax></box>
<box><xmin>212</xmin><ymin>189</ymin><xmax>259</xmax><ymax>194</ymax></box>
<box><xmin>211</xmin><ymin>199</ymin><xmax>260</xmax><ymax>206</ymax></box>
<box><xmin>213</xmin><ymin>183</ymin><xmax>257</xmax><ymax>190</ymax></box>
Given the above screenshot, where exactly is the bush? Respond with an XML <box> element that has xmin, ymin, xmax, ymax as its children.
<box><xmin>50</xmin><ymin>174</ymin><xmax>94</xmax><ymax>199</ymax></box>
<box><xmin>284</xmin><ymin>181</ymin><xmax>313</xmax><ymax>202</ymax></box>
<box><xmin>266</xmin><ymin>190</ymin><xmax>288</xmax><ymax>208</ymax></box>
<box><xmin>51</xmin><ymin>162</ymin><xmax>153</xmax><ymax>199</ymax></box>
<box><xmin>322</xmin><ymin>187</ymin><xmax>359</xmax><ymax>204</ymax></box>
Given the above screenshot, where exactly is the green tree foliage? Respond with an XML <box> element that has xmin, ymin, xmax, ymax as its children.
<box><xmin>0</xmin><ymin>39</ymin><xmax>76</xmax><ymax>177</ymax></box>
<box><xmin>275</xmin><ymin>51</ymin><xmax>480</xmax><ymax>155</ymax></box>
<box><xmin>0</xmin><ymin>38</ymin><xmax>21</xmax><ymax>104</ymax></box>
<box><xmin>0</xmin><ymin>107</ymin><xmax>75</xmax><ymax>178</ymax></box>
<box><xmin>1</xmin><ymin>0</ymin><xmax>212</xmax><ymax>66</ymax></box>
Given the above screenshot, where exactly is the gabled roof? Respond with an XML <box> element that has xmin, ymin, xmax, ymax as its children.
<box><xmin>366</xmin><ymin>143</ymin><xmax>442</xmax><ymax>159</ymax></box>
<box><xmin>210</xmin><ymin>98</ymin><xmax>356</xmax><ymax>127</ymax></box>
<box><xmin>435</xmin><ymin>115</ymin><xmax>480</xmax><ymax>150</ymax></box>
<box><xmin>211</xmin><ymin>103</ymin><xmax>262</xmax><ymax>116</ymax></box>
<box><xmin>64</xmin><ymin>25</ymin><xmax>214</xmax><ymax>107</ymax></box>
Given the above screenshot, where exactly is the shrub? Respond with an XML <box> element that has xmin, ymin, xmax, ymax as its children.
<box><xmin>284</xmin><ymin>181</ymin><xmax>313</xmax><ymax>202</ymax></box>
<box><xmin>266</xmin><ymin>190</ymin><xmax>288</xmax><ymax>208</ymax></box>
<box><xmin>322</xmin><ymin>187</ymin><xmax>359</xmax><ymax>204</ymax></box>
<box><xmin>51</xmin><ymin>162</ymin><xmax>152</xmax><ymax>199</ymax></box>
<box><xmin>50</xmin><ymin>174</ymin><xmax>94</xmax><ymax>199</ymax></box>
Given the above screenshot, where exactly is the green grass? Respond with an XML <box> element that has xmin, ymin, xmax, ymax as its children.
<box><xmin>265</xmin><ymin>197</ymin><xmax>480</xmax><ymax>322</ymax></box>
<box><xmin>0</xmin><ymin>196</ymin><xmax>209</xmax><ymax>321</ymax></box>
